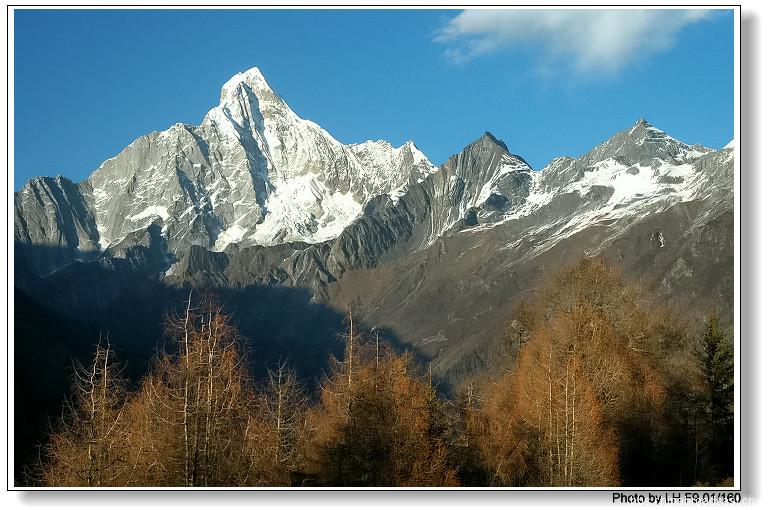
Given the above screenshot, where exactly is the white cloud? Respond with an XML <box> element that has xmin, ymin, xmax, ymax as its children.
<box><xmin>435</xmin><ymin>9</ymin><xmax>713</xmax><ymax>75</ymax></box>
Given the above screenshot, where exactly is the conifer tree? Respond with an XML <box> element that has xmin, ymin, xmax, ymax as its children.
<box><xmin>474</xmin><ymin>257</ymin><xmax>670</xmax><ymax>486</ymax></box>
<box><xmin>121</xmin><ymin>296</ymin><xmax>254</xmax><ymax>486</ymax></box>
<box><xmin>245</xmin><ymin>361</ymin><xmax>309</xmax><ymax>486</ymax></box>
<box><xmin>306</xmin><ymin>315</ymin><xmax>456</xmax><ymax>486</ymax></box>
<box><xmin>43</xmin><ymin>339</ymin><xmax>127</xmax><ymax>486</ymax></box>
<box><xmin>695</xmin><ymin>314</ymin><xmax>734</xmax><ymax>481</ymax></box>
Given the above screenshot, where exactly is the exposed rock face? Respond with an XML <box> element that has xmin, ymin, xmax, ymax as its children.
<box><xmin>14</xmin><ymin>176</ymin><xmax>101</xmax><ymax>275</ymax></box>
<box><xmin>14</xmin><ymin>67</ymin><xmax>734</xmax><ymax>386</ymax></box>
<box><xmin>15</xmin><ymin>67</ymin><xmax>434</xmax><ymax>276</ymax></box>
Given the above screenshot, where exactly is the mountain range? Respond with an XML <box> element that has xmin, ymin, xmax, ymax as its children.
<box><xmin>14</xmin><ymin>66</ymin><xmax>734</xmax><ymax>385</ymax></box>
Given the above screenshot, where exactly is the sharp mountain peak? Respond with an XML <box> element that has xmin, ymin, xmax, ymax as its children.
<box><xmin>479</xmin><ymin>131</ymin><xmax>509</xmax><ymax>152</ymax></box>
<box><xmin>219</xmin><ymin>66</ymin><xmax>275</xmax><ymax>103</ymax></box>
<box><xmin>13</xmin><ymin>66</ymin><xmax>734</xmax><ymax>420</ymax></box>
<box><xmin>14</xmin><ymin>66</ymin><xmax>728</xmax><ymax>284</ymax></box>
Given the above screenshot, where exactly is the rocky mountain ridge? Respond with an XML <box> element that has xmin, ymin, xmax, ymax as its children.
<box><xmin>15</xmin><ymin>67</ymin><xmax>434</xmax><ymax>276</ymax></box>
<box><xmin>14</xmin><ymin>67</ymin><xmax>734</xmax><ymax>384</ymax></box>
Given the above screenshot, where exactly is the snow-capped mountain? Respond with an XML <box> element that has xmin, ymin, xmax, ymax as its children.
<box><xmin>15</xmin><ymin>67</ymin><xmax>733</xmax><ymax>384</ymax></box>
<box><xmin>450</xmin><ymin>119</ymin><xmax>731</xmax><ymax>260</ymax></box>
<box><xmin>157</xmin><ymin>115</ymin><xmax>731</xmax><ymax>320</ymax></box>
<box><xmin>310</xmin><ymin>122</ymin><xmax>733</xmax><ymax>381</ymax></box>
<box><xmin>15</xmin><ymin>67</ymin><xmax>434</xmax><ymax>275</ymax></box>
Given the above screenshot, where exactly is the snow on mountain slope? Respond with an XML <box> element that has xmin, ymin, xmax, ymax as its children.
<box><xmin>15</xmin><ymin>66</ymin><xmax>731</xmax><ymax>286</ymax></box>
<box><xmin>397</xmin><ymin>133</ymin><xmax>538</xmax><ymax>250</ymax></box>
<box><xmin>350</xmin><ymin>139</ymin><xmax>434</xmax><ymax>204</ymax></box>
<box><xmin>401</xmin><ymin>119</ymin><xmax>724</xmax><ymax>258</ymax></box>
<box><xmin>17</xmin><ymin>67</ymin><xmax>436</xmax><ymax>275</ymax></box>
<box><xmin>455</xmin><ymin>120</ymin><xmax>729</xmax><ymax>261</ymax></box>
<box><xmin>216</xmin><ymin>172</ymin><xmax>362</xmax><ymax>250</ymax></box>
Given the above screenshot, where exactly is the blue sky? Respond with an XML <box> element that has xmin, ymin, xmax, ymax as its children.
<box><xmin>13</xmin><ymin>8</ymin><xmax>734</xmax><ymax>190</ymax></box>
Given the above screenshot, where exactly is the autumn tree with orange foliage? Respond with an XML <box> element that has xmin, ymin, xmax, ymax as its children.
<box><xmin>36</xmin><ymin>261</ymin><xmax>721</xmax><ymax>487</ymax></box>
<box><xmin>119</xmin><ymin>296</ymin><xmax>255</xmax><ymax>486</ymax></box>
<box><xmin>306</xmin><ymin>313</ymin><xmax>457</xmax><ymax>486</ymax></box>
<box><xmin>41</xmin><ymin>339</ymin><xmax>128</xmax><ymax>487</ymax></box>
<box><xmin>244</xmin><ymin>361</ymin><xmax>310</xmax><ymax>486</ymax></box>
<box><xmin>471</xmin><ymin>257</ymin><xmax>669</xmax><ymax>486</ymax></box>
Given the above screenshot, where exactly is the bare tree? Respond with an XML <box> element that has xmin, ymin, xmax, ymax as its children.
<box><xmin>245</xmin><ymin>361</ymin><xmax>309</xmax><ymax>486</ymax></box>
<box><xmin>121</xmin><ymin>296</ymin><xmax>254</xmax><ymax>486</ymax></box>
<box><xmin>43</xmin><ymin>338</ymin><xmax>127</xmax><ymax>487</ymax></box>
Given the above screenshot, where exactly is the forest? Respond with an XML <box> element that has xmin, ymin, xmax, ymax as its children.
<box><xmin>25</xmin><ymin>258</ymin><xmax>734</xmax><ymax>487</ymax></box>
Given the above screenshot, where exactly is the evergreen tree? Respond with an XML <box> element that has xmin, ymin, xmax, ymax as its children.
<box><xmin>695</xmin><ymin>314</ymin><xmax>734</xmax><ymax>481</ymax></box>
